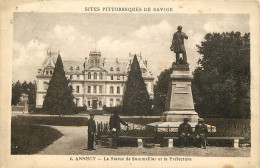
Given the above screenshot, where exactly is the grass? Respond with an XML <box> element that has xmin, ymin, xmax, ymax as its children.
<box><xmin>11</xmin><ymin>115</ymin><xmax>89</xmax><ymax>154</ymax></box>
<box><xmin>12</xmin><ymin>115</ymin><xmax>88</xmax><ymax>126</ymax></box>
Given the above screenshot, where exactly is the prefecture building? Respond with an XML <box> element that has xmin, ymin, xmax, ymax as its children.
<box><xmin>36</xmin><ymin>50</ymin><xmax>154</xmax><ymax>110</ymax></box>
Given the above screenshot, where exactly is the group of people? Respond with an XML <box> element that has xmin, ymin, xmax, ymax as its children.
<box><xmin>87</xmin><ymin>112</ymin><xmax>208</xmax><ymax>150</ymax></box>
<box><xmin>87</xmin><ymin>111</ymin><xmax>128</xmax><ymax>150</ymax></box>
<box><xmin>178</xmin><ymin>118</ymin><xmax>208</xmax><ymax>149</ymax></box>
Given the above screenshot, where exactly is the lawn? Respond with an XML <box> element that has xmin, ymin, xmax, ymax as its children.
<box><xmin>11</xmin><ymin>115</ymin><xmax>89</xmax><ymax>154</ymax></box>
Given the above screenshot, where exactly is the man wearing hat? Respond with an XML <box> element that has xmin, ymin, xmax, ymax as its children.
<box><xmin>170</xmin><ymin>25</ymin><xmax>188</xmax><ymax>64</ymax></box>
<box><xmin>109</xmin><ymin>110</ymin><xmax>128</xmax><ymax>149</ymax></box>
<box><xmin>194</xmin><ymin>118</ymin><xmax>208</xmax><ymax>149</ymax></box>
<box><xmin>178</xmin><ymin>118</ymin><xmax>193</xmax><ymax>148</ymax></box>
<box><xmin>87</xmin><ymin>113</ymin><xmax>96</xmax><ymax>151</ymax></box>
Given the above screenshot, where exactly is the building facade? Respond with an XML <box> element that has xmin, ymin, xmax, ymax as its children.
<box><xmin>36</xmin><ymin>50</ymin><xmax>154</xmax><ymax>110</ymax></box>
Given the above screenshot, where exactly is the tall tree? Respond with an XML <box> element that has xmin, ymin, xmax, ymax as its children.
<box><xmin>43</xmin><ymin>55</ymin><xmax>75</xmax><ymax>115</ymax></box>
<box><xmin>153</xmin><ymin>68</ymin><xmax>173</xmax><ymax>115</ymax></box>
<box><xmin>122</xmin><ymin>55</ymin><xmax>152</xmax><ymax>116</ymax></box>
<box><xmin>27</xmin><ymin>81</ymin><xmax>36</xmax><ymax>107</ymax></box>
<box><xmin>192</xmin><ymin>32</ymin><xmax>250</xmax><ymax>118</ymax></box>
<box><xmin>12</xmin><ymin>80</ymin><xmax>22</xmax><ymax>105</ymax></box>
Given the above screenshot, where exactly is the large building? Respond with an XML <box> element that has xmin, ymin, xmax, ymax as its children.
<box><xmin>36</xmin><ymin>50</ymin><xmax>154</xmax><ymax>110</ymax></box>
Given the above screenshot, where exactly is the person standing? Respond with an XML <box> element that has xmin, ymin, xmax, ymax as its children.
<box><xmin>194</xmin><ymin>118</ymin><xmax>208</xmax><ymax>149</ymax></box>
<box><xmin>87</xmin><ymin>113</ymin><xmax>96</xmax><ymax>151</ymax></box>
<box><xmin>170</xmin><ymin>25</ymin><xmax>189</xmax><ymax>64</ymax></box>
<box><xmin>109</xmin><ymin>110</ymin><xmax>128</xmax><ymax>149</ymax></box>
<box><xmin>178</xmin><ymin>118</ymin><xmax>193</xmax><ymax>148</ymax></box>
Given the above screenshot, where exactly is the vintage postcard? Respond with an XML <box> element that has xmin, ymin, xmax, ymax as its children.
<box><xmin>0</xmin><ymin>0</ymin><xmax>259</xmax><ymax>168</ymax></box>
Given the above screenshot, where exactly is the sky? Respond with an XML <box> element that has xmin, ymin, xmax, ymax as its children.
<box><xmin>13</xmin><ymin>13</ymin><xmax>249</xmax><ymax>82</ymax></box>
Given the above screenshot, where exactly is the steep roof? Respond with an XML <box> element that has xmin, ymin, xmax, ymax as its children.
<box><xmin>104</xmin><ymin>60</ymin><xmax>128</xmax><ymax>74</ymax></box>
<box><xmin>63</xmin><ymin>59</ymin><xmax>85</xmax><ymax>74</ymax></box>
<box><xmin>38</xmin><ymin>52</ymin><xmax>154</xmax><ymax>79</ymax></box>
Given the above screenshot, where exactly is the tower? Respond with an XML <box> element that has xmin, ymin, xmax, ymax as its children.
<box><xmin>88</xmin><ymin>51</ymin><xmax>102</xmax><ymax>68</ymax></box>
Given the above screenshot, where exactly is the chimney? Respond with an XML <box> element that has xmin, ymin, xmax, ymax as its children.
<box><xmin>103</xmin><ymin>58</ymin><xmax>106</xmax><ymax>67</ymax></box>
<box><xmin>144</xmin><ymin>60</ymin><xmax>147</xmax><ymax>67</ymax></box>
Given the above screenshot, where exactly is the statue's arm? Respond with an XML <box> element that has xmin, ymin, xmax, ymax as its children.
<box><xmin>182</xmin><ymin>33</ymin><xmax>188</xmax><ymax>39</ymax></box>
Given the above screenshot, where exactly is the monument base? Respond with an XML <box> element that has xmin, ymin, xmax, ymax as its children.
<box><xmin>161</xmin><ymin>111</ymin><xmax>199</xmax><ymax>123</ymax></box>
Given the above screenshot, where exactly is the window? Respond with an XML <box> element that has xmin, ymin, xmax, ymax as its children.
<box><xmin>70</xmin><ymin>66</ymin><xmax>73</xmax><ymax>70</ymax></box>
<box><xmin>99</xmin><ymin>100</ymin><xmax>102</xmax><ymax>107</ymax></box>
<box><xmin>69</xmin><ymin>85</ymin><xmax>73</xmax><ymax>91</ymax></box>
<box><xmin>93</xmin><ymin>86</ymin><xmax>97</xmax><ymax>93</ymax></box>
<box><xmin>94</xmin><ymin>72</ymin><xmax>97</xmax><ymax>79</ymax></box>
<box><xmin>99</xmin><ymin>86</ymin><xmax>103</xmax><ymax>93</ymax></box>
<box><xmin>117</xmin><ymin>75</ymin><xmax>120</xmax><ymax>80</ymax></box>
<box><xmin>110</xmin><ymin>98</ymin><xmax>113</xmax><ymax>107</ymax></box>
<box><xmin>111</xmin><ymin>76</ymin><xmax>113</xmax><ymax>80</ymax></box>
<box><xmin>46</xmin><ymin>70</ymin><xmax>49</xmax><ymax>75</ymax></box>
<box><xmin>116</xmin><ymin>99</ymin><xmax>120</xmax><ymax>106</ymax></box>
<box><xmin>117</xmin><ymin>86</ymin><xmax>120</xmax><ymax>94</ymax></box>
<box><xmin>76</xmin><ymin>86</ymin><xmax>80</xmax><ymax>93</ymax></box>
<box><xmin>76</xmin><ymin>99</ymin><xmax>79</xmax><ymax>107</ymax></box>
<box><xmin>76</xmin><ymin>66</ymin><xmax>80</xmax><ymax>70</ymax></box>
<box><xmin>88</xmin><ymin>101</ymin><xmax>91</xmax><ymax>107</ymax></box>
<box><xmin>88</xmin><ymin>86</ymin><xmax>91</xmax><ymax>93</ymax></box>
<box><xmin>110</xmin><ymin>67</ymin><xmax>113</xmax><ymax>71</ymax></box>
<box><xmin>99</xmin><ymin>73</ymin><xmax>103</xmax><ymax>80</ymax></box>
<box><xmin>70</xmin><ymin>75</ymin><xmax>73</xmax><ymax>79</ymax></box>
<box><xmin>50</xmin><ymin>70</ymin><xmax>53</xmax><ymax>75</ymax></box>
<box><xmin>43</xmin><ymin>82</ymin><xmax>48</xmax><ymax>90</ymax></box>
<box><xmin>77</xmin><ymin>75</ymin><xmax>80</xmax><ymax>79</ymax></box>
<box><xmin>88</xmin><ymin>72</ymin><xmax>91</xmax><ymax>79</ymax></box>
<box><xmin>110</xmin><ymin>86</ymin><xmax>114</xmax><ymax>94</ymax></box>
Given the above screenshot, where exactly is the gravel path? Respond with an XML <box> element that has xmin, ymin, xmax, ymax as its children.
<box><xmin>37</xmin><ymin>126</ymin><xmax>250</xmax><ymax>157</ymax></box>
<box><xmin>37</xmin><ymin>126</ymin><xmax>88</xmax><ymax>155</ymax></box>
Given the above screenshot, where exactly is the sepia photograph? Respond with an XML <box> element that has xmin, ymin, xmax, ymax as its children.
<box><xmin>1</xmin><ymin>1</ymin><xmax>259</xmax><ymax>168</ymax></box>
<box><xmin>11</xmin><ymin>12</ymin><xmax>250</xmax><ymax>156</ymax></box>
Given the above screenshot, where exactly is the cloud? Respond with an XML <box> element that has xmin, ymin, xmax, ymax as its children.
<box><xmin>94</xmin><ymin>20</ymin><xmax>175</xmax><ymax>77</ymax></box>
<box><xmin>13</xmin><ymin>21</ymin><xmax>203</xmax><ymax>82</ymax></box>
<box><xmin>13</xmin><ymin>40</ymin><xmax>49</xmax><ymax>82</ymax></box>
<box><xmin>203</xmin><ymin>21</ymin><xmax>225</xmax><ymax>32</ymax></box>
<box><xmin>47</xmin><ymin>25</ymin><xmax>95</xmax><ymax>59</ymax></box>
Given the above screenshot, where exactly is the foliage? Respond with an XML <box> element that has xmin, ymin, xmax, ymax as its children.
<box><xmin>12</xmin><ymin>80</ymin><xmax>22</xmax><ymax>105</ymax></box>
<box><xmin>43</xmin><ymin>55</ymin><xmax>75</xmax><ymax>115</ymax></box>
<box><xmin>122</xmin><ymin>55</ymin><xmax>152</xmax><ymax>116</ymax></box>
<box><xmin>12</xmin><ymin>80</ymin><xmax>37</xmax><ymax>109</ymax></box>
<box><xmin>153</xmin><ymin>68</ymin><xmax>173</xmax><ymax>115</ymax></box>
<box><xmin>103</xmin><ymin>105</ymin><xmax>122</xmax><ymax>114</ymax></box>
<box><xmin>193</xmin><ymin>32</ymin><xmax>250</xmax><ymax>118</ymax></box>
<box><xmin>73</xmin><ymin>105</ymin><xmax>87</xmax><ymax>114</ymax></box>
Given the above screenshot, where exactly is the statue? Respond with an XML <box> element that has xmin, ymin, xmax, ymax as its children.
<box><xmin>170</xmin><ymin>26</ymin><xmax>188</xmax><ymax>64</ymax></box>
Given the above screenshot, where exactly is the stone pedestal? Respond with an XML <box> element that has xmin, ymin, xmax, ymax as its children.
<box><xmin>148</xmin><ymin>64</ymin><xmax>216</xmax><ymax>133</ymax></box>
<box><xmin>162</xmin><ymin>64</ymin><xmax>199</xmax><ymax>123</ymax></box>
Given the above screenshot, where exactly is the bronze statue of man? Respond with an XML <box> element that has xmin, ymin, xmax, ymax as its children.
<box><xmin>170</xmin><ymin>26</ymin><xmax>188</xmax><ymax>64</ymax></box>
